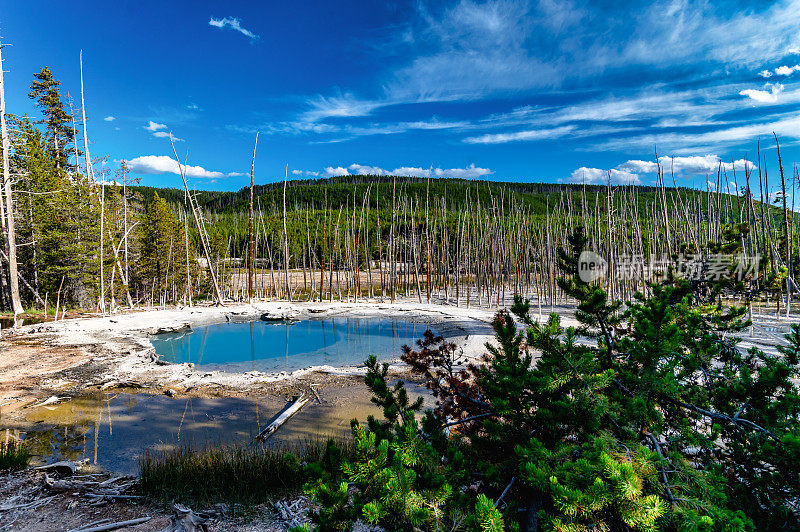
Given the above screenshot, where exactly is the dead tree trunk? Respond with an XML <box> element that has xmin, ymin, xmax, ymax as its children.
<box><xmin>248</xmin><ymin>133</ymin><xmax>258</xmax><ymax>302</ymax></box>
<box><xmin>0</xmin><ymin>44</ymin><xmax>23</xmax><ymax>315</ymax></box>
<box><xmin>169</xmin><ymin>137</ymin><xmax>224</xmax><ymax>306</ymax></box>
<box><xmin>283</xmin><ymin>164</ymin><xmax>291</xmax><ymax>301</ymax></box>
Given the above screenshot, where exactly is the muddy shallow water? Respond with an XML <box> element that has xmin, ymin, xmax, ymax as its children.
<box><xmin>15</xmin><ymin>381</ymin><xmax>433</xmax><ymax>476</ymax></box>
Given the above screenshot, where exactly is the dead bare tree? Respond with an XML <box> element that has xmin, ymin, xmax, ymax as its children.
<box><xmin>169</xmin><ymin>136</ymin><xmax>224</xmax><ymax>306</ymax></box>
<box><xmin>248</xmin><ymin>132</ymin><xmax>258</xmax><ymax>302</ymax></box>
<box><xmin>0</xmin><ymin>43</ymin><xmax>22</xmax><ymax>316</ymax></box>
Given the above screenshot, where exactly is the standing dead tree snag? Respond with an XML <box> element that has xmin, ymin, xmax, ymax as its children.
<box><xmin>248</xmin><ymin>132</ymin><xmax>258</xmax><ymax>302</ymax></box>
<box><xmin>169</xmin><ymin>136</ymin><xmax>224</xmax><ymax>306</ymax></box>
<box><xmin>283</xmin><ymin>164</ymin><xmax>291</xmax><ymax>301</ymax></box>
<box><xmin>79</xmin><ymin>50</ymin><xmax>105</xmax><ymax>314</ymax></box>
<box><xmin>0</xmin><ymin>43</ymin><xmax>23</xmax><ymax>316</ymax></box>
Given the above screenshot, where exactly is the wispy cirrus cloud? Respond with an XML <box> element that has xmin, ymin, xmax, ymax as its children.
<box><xmin>304</xmin><ymin>0</ymin><xmax>800</xmax><ymax>116</ymax></box>
<box><xmin>127</xmin><ymin>155</ymin><xmax>245</xmax><ymax>179</ymax></box>
<box><xmin>209</xmin><ymin>16</ymin><xmax>259</xmax><ymax>41</ymax></box>
<box><xmin>463</xmin><ymin>125</ymin><xmax>575</xmax><ymax>144</ymax></box>
<box><xmin>226</xmin><ymin>0</ymin><xmax>800</xmax><ymax>166</ymax></box>
<box><xmin>300</xmin><ymin>93</ymin><xmax>382</xmax><ymax>122</ymax></box>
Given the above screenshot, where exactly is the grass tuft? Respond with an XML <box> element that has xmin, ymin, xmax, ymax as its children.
<box><xmin>0</xmin><ymin>440</ymin><xmax>31</xmax><ymax>471</ymax></box>
<box><xmin>138</xmin><ymin>438</ymin><xmax>351</xmax><ymax>506</ymax></box>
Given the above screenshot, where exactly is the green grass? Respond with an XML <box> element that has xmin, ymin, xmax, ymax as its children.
<box><xmin>138</xmin><ymin>438</ymin><xmax>352</xmax><ymax>506</ymax></box>
<box><xmin>0</xmin><ymin>440</ymin><xmax>31</xmax><ymax>471</ymax></box>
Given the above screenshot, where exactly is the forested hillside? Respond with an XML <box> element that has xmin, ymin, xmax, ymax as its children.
<box><xmin>1</xmin><ymin>64</ymin><xmax>797</xmax><ymax>313</ymax></box>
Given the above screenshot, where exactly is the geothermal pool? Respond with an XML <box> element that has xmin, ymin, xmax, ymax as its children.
<box><xmin>150</xmin><ymin>317</ymin><xmax>432</xmax><ymax>372</ymax></box>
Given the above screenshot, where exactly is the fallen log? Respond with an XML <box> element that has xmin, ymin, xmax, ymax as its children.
<box><xmin>0</xmin><ymin>495</ymin><xmax>56</xmax><ymax>512</ymax></box>
<box><xmin>255</xmin><ymin>394</ymin><xmax>311</xmax><ymax>442</ymax></box>
<box><xmin>43</xmin><ymin>473</ymin><xmax>85</xmax><ymax>492</ymax></box>
<box><xmin>34</xmin><ymin>460</ymin><xmax>77</xmax><ymax>476</ymax></box>
<box><xmin>71</xmin><ymin>516</ymin><xmax>151</xmax><ymax>532</ymax></box>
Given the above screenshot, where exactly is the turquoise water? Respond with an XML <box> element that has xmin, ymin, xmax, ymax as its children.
<box><xmin>150</xmin><ymin>317</ymin><xmax>431</xmax><ymax>372</ymax></box>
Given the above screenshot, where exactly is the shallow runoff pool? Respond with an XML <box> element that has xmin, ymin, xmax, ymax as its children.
<box><xmin>150</xmin><ymin>317</ymin><xmax>431</xmax><ymax>372</ymax></box>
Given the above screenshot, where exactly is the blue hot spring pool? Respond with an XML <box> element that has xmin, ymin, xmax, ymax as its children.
<box><xmin>150</xmin><ymin>317</ymin><xmax>432</xmax><ymax>373</ymax></box>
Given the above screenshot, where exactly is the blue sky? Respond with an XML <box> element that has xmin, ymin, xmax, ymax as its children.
<box><xmin>2</xmin><ymin>0</ymin><xmax>800</xmax><ymax>191</ymax></box>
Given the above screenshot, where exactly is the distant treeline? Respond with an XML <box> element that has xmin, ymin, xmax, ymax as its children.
<box><xmin>131</xmin><ymin>176</ymin><xmax>701</xmax><ymax>216</ymax></box>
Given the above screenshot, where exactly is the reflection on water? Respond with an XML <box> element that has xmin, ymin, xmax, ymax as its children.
<box><xmin>12</xmin><ymin>386</ymin><xmax>420</xmax><ymax>475</ymax></box>
<box><xmin>0</xmin><ymin>316</ymin><xmax>46</xmax><ymax>329</ymax></box>
<box><xmin>150</xmin><ymin>317</ymin><xmax>431</xmax><ymax>372</ymax></box>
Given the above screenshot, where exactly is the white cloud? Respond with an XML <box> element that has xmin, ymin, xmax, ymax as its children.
<box><xmin>568</xmin><ymin>167</ymin><xmax>640</xmax><ymax>185</ymax></box>
<box><xmin>617</xmin><ymin>155</ymin><xmax>754</xmax><ymax>175</ymax></box>
<box><xmin>144</xmin><ymin>121</ymin><xmax>166</xmax><ymax>132</ymax></box>
<box><xmin>739</xmin><ymin>83</ymin><xmax>784</xmax><ymax>103</ymax></box>
<box><xmin>348</xmin><ymin>164</ymin><xmax>389</xmax><ymax>175</ymax></box>
<box><xmin>789</xmin><ymin>46</ymin><xmax>800</xmax><ymax>55</ymax></box>
<box><xmin>432</xmin><ymin>164</ymin><xmax>493</xmax><ymax>179</ymax></box>
<box><xmin>568</xmin><ymin>155</ymin><xmax>758</xmax><ymax>187</ymax></box>
<box><xmin>759</xmin><ymin>70</ymin><xmax>773</xmax><ymax>78</ymax></box>
<box><xmin>104</xmin><ymin>116</ymin><xmax>115</xmax><ymax>122</ymax></box>
<box><xmin>209</xmin><ymin>16</ymin><xmax>259</xmax><ymax>40</ymax></box>
<box><xmin>462</xmin><ymin>125</ymin><xmax>575</xmax><ymax>144</ymax></box>
<box><xmin>143</xmin><ymin>121</ymin><xmax>184</xmax><ymax>141</ymax></box>
<box><xmin>127</xmin><ymin>155</ymin><xmax>244</xmax><ymax>179</ymax></box>
<box><xmin>152</xmin><ymin>131</ymin><xmax>183</xmax><ymax>141</ymax></box>
<box><xmin>187</xmin><ymin>103</ymin><xmax>201</xmax><ymax>110</ymax></box>
<box><xmin>291</xmin><ymin>169</ymin><xmax>321</xmax><ymax>177</ymax></box>
<box><xmin>312</xmin><ymin>163</ymin><xmax>492</xmax><ymax>179</ymax></box>
<box><xmin>775</xmin><ymin>64</ymin><xmax>800</xmax><ymax>76</ymax></box>
<box><xmin>323</xmin><ymin>166</ymin><xmax>351</xmax><ymax>177</ymax></box>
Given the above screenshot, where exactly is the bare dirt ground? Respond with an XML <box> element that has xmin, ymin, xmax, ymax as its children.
<box><xmin>0</xmin><ymin>336</ymin><xmax>96</xmax><ymax>421</ymax></box>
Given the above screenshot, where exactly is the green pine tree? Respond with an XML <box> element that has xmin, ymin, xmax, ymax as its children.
<box><xmin>28</xmin><ymin>67</ymin><xmax>76</xmax><ymax>170</ymax></box>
